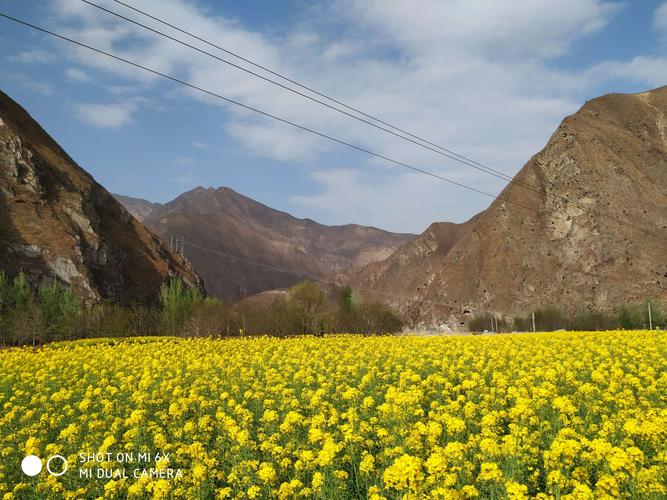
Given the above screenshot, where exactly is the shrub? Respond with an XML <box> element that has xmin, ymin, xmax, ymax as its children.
<box><xmin>468</xmin><ymin>313</ymin><xmax>508</xmax><ymax>333</ymax></box>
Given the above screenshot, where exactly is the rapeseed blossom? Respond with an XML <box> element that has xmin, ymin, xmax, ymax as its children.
<box><xmin>0</xmin><ymin>331</ymin><xmax>665</xmax><ymax>497</ymax></box>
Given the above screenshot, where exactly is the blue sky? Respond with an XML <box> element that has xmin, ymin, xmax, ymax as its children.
<box><xmin>1</xmin><ymin>0</ymin><xmax>666</xmax><ymax>233</ymax></box>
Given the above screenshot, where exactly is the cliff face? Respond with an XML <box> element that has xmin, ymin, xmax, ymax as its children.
<box><xmin>352</xmin><ymin>87</ymin><xmax>667</xmax><ymax>328</ymax></box>
<box><xmin>0</xmin><ymin>90</ymin><xmax>204</xmax><ymax>304</ymax></box>
<box><xmin>117</xmin><ymin>187</ymin><xmax>415</xmax><ymax>301</ymax></box>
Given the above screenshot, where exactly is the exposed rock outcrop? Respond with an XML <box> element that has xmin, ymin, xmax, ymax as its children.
<box><xmin>352</xmin><ymin>86</ymin><xmax>667</xmax><ymax>327</ymax></box>
<box><xmin>0</xmin><ymin>90</ymin><xmax>204</xmax><ymax>303</ymax></box>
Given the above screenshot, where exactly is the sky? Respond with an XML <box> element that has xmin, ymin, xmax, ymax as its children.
<box><xmin>1</xmin><ymin>0</ymin><xmax>666</xmax><ymax>233</ymax></box>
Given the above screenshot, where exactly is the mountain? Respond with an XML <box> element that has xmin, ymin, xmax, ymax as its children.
<box><xmin>351</xmin><ymin>86</ymin><xmax>667</xmax><ymax>328</ymax></box>
<box><xmin>0</xmin><ymin>90</ymin><xmax>203</xmax><ymax>304</ymax></box>
<box><xmin>115</xmin><ymin>187</ymin><xmax>415</xmax><ymax>301</ymax></box>
<box><xmin>112</xmin><ymin>194</ymin><xmax>162</xmax><ymax>223</ymax></box>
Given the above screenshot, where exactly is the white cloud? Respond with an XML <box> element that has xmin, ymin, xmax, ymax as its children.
<box><xmin>32</xmin><ymin>0</ymin><xmax>666</xmax><ymax>230</ymax></box>
<box><xmin>75</xmin><ymin>102</ymin><xmax>136</xmax><ymax>128</ymax></box>
<box><xmin>27</xmin><ymin>81</ymin><xmax>55</xmax><ymax>96</ymax></box>
<box><xmin>341</xmin><ymin>0</ymin><xmax>622</xmax><ymax>60</ymax></box>
<box><xmin>586</xmin><ymin>56</ymin><xmax>667</xmax><ymax>87</ymax></box>
<box><xmin>224</xmin><ymin>120</ymin><xmax>327</xmax><ymax>162</ymax></box>
<box><xmin>9</xmin><ymin>49</ymin><xmax>55</xmax><ymax>64</ymax></box>
<box><xmin>175</xmin><ymin>173</ymin><xmax>197</xmax><ymax>184</ymax></box>
<box><xmin>65</xmin><ymin>67</ymin><xmax>91</xmax><ymax>82</ymax></box>
<box><xmin>291</xmin><ymin>168</ymin><xmax>494</xmax><ymax>232</ymax></box>
<box><xmin>192</xmin><ymin>141</ymin><xmax>208</xmax><ymax>149</ymax></box>
<box><xmin>4</xmin><ymin>73</ymin><xmax>55</xmax><ymax>95</ymax></box>
<box><xmin>655</xmin><ymin>2</ymin><xmax>667</xmax><ymax>39</ymax></box>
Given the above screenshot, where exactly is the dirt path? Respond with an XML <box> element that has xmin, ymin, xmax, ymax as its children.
<box><xmin>641</xmin><ymin>93</ymin><xmax>666</xmax><ymax>147</ymax></box>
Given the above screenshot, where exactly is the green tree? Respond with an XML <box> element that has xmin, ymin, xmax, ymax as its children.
<box><xmin>339</xmin><ymin>286</ymin><xmax>353</xmax><ymax>315</ymax></box>
<box><xmin>288</xmin><ymin>280</ymin><xmax>327</xmax><ymax>335</ymax></box>
<box><xmin>0</xmin><ymin>271</ymin><xmax>9</xmax><ymax>344</ymax></box>
<box><xmin>159</xmin><ymin>279</ymin><xmax>203</xmax><ymax>335</ymax></box>
<box><xmin>10</xmin><ymin>272</ymin><xmax>31</xmax><ymax>309</ymax></box>
<box><xmin>359</xmin><ymin>303</ymin><xmax>403</xmax><ymax>334</ymax></box>
<box><xmin>38</xmin><ymin>278</ymin><xmax>81</xmax><ymax>341</ymax></box>
<box><xmin>1</xmin><ymin>272</ymin><xmax>38</xmax><ymax>345</ymax></box>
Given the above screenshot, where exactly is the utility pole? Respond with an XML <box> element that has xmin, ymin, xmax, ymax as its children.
<box><xmin>490</xmin><ymin>316</ymin><xmax>494</xmax><ymax>333</ymax></box>
<box><xmin>532</xmin><ymin>311</ymin><xmax>536</xmax><ymax>332</ymax></box>
<box><xmin>181</xmin><ymin>236</ymin><xmax>185</xmax><ymax>256</ymax></box>
<box><xmin>648</xmin><ymin>302</ymin><xmax>653</xmax><ymax>330</ymax></box>
<box><xmin>169</xmin><ymin>234</ymin><xmax>173</xmax><ymax>252</ymax></box>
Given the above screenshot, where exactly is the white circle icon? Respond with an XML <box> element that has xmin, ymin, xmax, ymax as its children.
<box><xmin>46</xmin><ymin>455</ymin><xmax>68</xmax><ymax>477</ymax></box>
<box><xmin>21</xmin><ymin>455</ymin><xmax>43</xmax><ymax>476</ymax></box>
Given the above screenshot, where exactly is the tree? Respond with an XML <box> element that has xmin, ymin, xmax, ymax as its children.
<box><xmin>339</xmin><ymin>286</ymin><xmax>353</xmax><ymax>315</ymax></box>
<box><xmin>38</xmin><ymin>278</ymin><xmax>81</xmax><ymax>341</ymax></box>
<box><xmin>359</xmin><ymin>303</ymin><xmax>403</xmax><ymax>334</ymax></box>
<box><xmin>288</xmin><ymin>280</ymin><xmax>327</xmax><ymax>334</ymax></box>
<box><xmin>159</xmin><ymin>279</ymin><xmax>203</xmax><ymax>335</ymax></box>
<box><xmin>1</xmin><ymin>272</ymin><xmax>38</xmax><ymax>345</ymax></box>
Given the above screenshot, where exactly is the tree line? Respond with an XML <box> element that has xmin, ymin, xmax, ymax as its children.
<box><xmin>468</xmin><ymin>302</ymin><xmax>665</xmax><ymax>333</ymax></box>
<box><xmin>0</xmin><ymin>272</ymin><xmax>403</xmax><ymax>346</ymax></box>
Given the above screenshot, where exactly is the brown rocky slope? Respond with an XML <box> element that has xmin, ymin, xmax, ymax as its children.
<box><xmin>351</xmin><ymin>86</ymin><xmax>667</xmax><ymax>328</ymax></box>
<box><xmin>0</xmin><ymin>90</ymin><xmax>203</xmax><ymax>304</ymax></box>
<box><xmin>116</xmin><ymin>187</ymin><xmax>415</xmax><ymax>301</ymax></box>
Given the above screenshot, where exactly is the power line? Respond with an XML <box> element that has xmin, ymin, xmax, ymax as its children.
<box><xmin>80</xmin><ymin>0</ymin><xmax>667</xmax><ymax>243</ymax></box>
<box><xmin>0</xmin><ymin>11</ymin><xmax>539</xmax><ymax>217</ymax></box>
<box><xmin>103</xmin><ymin>0</ymin><xmax>525</xmax><ymax>189</ymax></box>
<box><xmin>1</xmin><ymin>11</ymin><xmax>665</xmax><ymax>250</ymax></box>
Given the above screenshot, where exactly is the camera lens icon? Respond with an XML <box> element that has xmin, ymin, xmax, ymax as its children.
<box><xmin>46</xmin><ymin>455</ymin><xmax>68</xmax><ymax>476</ymax></box>
<box><xmin>21</xmin><ymin>455</ymin><xmax>42</xmax><ymax>476</ymax></box>
<box><xmin>21</xmin><ymin>455</ymin><xmax>68</xmax><ymax>477</ymax></box>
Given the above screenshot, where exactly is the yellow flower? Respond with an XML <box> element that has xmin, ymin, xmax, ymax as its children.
<box><xmin>383</xmin><ymin>454</ymin><xmax>423</xmax><ymax>491</ymax></box>
<box><xmin>359</xmin><ymin>452</ymin><xmax>375</xmax><ymax>474</ymax></box>
<box><xmin>505</xmin><ymin>480</ymin><xmax>528</xmax><ymax>499</ymax></box>
<box><xmin>312</xmin><ymin>472</ymin><xmax>324</xmax><ymax>490</ymax></box>
<box><xmin>0</xmin><ymin>330</ymin><xmax>663</xmax><ymax>498</ymax></box>
<box><xmin>257</xmin><ymin>462</ymin><xmax>276</xmax><ymax>484</ymax></box>
<box><xmin>477</xmin><ymin>462</ymin><xmax>503</xmax><ymax>482</ymax></box>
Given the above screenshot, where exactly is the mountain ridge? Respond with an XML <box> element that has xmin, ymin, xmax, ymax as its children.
<box><xmin>351</xmin><ymin>86</ymin><xmax>667</xmax><ymax>328</ymax></box>
<box><xmin>0</xmin><ymin>90</ymin><xmax>204</xmax><ymax>303</ymax></box>
<box><xmin>115</xmin><ymin>186</ymin><xmax>416</xmax><ymax>301</ymax></box>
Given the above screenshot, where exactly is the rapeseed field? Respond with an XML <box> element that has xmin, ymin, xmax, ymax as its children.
<box><xmin>0</xmin><ymin>331</ymin><xmax>665</xmax><ymax>498</ymax></box>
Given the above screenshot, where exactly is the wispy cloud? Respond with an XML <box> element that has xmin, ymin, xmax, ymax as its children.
<box><xmin>25</xmin><ymin>0</ymin><xmax>667</xmax><ymax>230</ymax></box>
<box><xmin>655</xmin><ymin>1</ymin><xmax>667</xmax><ymax>41</ymax></box>
<box><xmin>74</xmin><ymin>101</ymin><xmax>136</xmax><ymax>128</ymax></box>
<box><xmin>65</xmin><ymin>67</ymin><xmax>91</xmax><ymax>82</ymax></box>
<box><xmin>9</xmin><ymin>49</ymin><xmax>55</xmax><ymax>64</ymax></box>
<box><xmin>4</xmin><ymin>72</ymin><xmax>55</xmax><ymax>96</ymax></box>
<box><xmin>586</xmin><ymin>56</ymin><xmax>667</xmax><ymax>87</ymax></box>
<box><xmin>175</xmin><ymin>173</ymin><xmax>197</xmax><ymax>184</ymax></box>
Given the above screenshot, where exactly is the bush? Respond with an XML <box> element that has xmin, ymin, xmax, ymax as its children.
<box><xmin>619</xmin><ymin>300</ymin><xmax>664</xmax><ymax>330</ymax></box>
<box><xmin>0</xmin><ymin>272</ymin><xmax>40</xmax><ymax>345</ymax></box>
<box><xmin>0</xmin><ymin>275</ymin><xmax>405</xmax><ymax>344</ymax></box>
<box><xmin>357</xmin><ymin>303</ymin><xmax>403</xmax><ymax>334</ymax></box>
<box><xmin>82</xmin><ymin>303</ymin><xmax>159</xmax><ymax>339</ymax></box>
<box><xmin>468</xmin><ymin>313</ymin><xmax>508</xmax><ymax>333</ymax></box>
